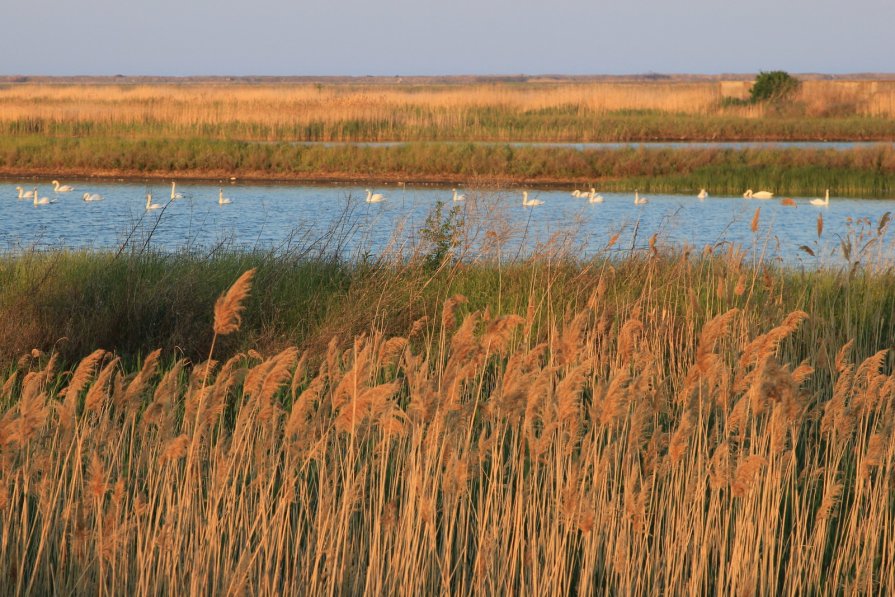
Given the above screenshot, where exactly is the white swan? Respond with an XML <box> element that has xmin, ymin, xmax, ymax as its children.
<box><xmin>452</xmin><ymin>188</ymin><xmax>466</xmax><ymax>201</ymax></box>
<box><xmin>365</xmin><ymin>189</ymin><xmax>385</xmax><ymax>203</ymax></box>
<box><xmin>744</xmin><ymin>189</ymin><xmax>774</xmax><ymax>199</ymax></box>
<box><xmin>522</xmin><ymin>191</ymin><xmax>543</xmax><ymax>206</ymax></box>
<box><xmin>634</xmin><ymin>190</ymin><xmax>649</xmax><ymax>205</ymax></box>
<box><xmin>218</xmin><ymin>189</ymin><xmax>232</xmax><ymax>205</ymax></box>
<box><xmin>145</xmin><ymin>193</ymin><xmax>162</xmax><ymax>210</ymax></box>
<box><xmin>170</xmin><ymin>181</ymin><xmax>184</xmax><ymax>200</ymax></box>
<box><xmin>810</xmin><ymin>189</ymin><xmax>830</xmax><ymax>206</ymax></box>
<box><xmin>52</xmin><ymin>180</ymin><xmax>74</xmax><ymax>193</ymax></box>
<box><xmin>572</xmin><ymin>189</ymin><xmax>585</xmax><ymax>197</ymax></box>
<box><xmin>16</xmin><ymin>186</ymin><xmax>36</xmax><ymax>200</ymax></box>
<box><xmin>82</xmin><ymin>192</ymin><xmax>104</xmax><ymax>202</ymax></box>
<box><xmin>588</xmin><ymin>188</ymin><xmax>604</xmax><ymax>203</ymax></box>
<box><xmin>698</xmin><ymin>189</ymin><xmax>708</xmax><ymax>200</ymax></box>
<box><xmin>33</xmin><ymin>189</ymin><xmax>55</xmax><ymax>206</ymax></box>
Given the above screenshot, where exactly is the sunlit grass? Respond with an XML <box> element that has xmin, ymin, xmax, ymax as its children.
<box><xmin>1</xmin><ymin>79</ymin><xmax>894</xmax><ymax>142</ymax></box>
<box><xmin>2</xmin><ymin>244</ymin><xmax>895</xmax><ymax>593</ymax></box>
<box><xmin>2</xmin><ymin>136</ymin><xmax>894</xmax><ymax>196</ymax></box>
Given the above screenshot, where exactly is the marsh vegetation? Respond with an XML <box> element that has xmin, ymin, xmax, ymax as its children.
<box><xmin>2</xmin><ymin>241</ymin><xmax>895</xmax><ymax>593</ymax></box>
<box><xmin>2</xmin><ymin>75</ymin><xmax>895</xmax><ymax>594</ymax></box>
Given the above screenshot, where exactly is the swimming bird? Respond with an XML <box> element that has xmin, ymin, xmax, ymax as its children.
<box><xmin>522</xmin><ymin>191</ymin><xmax>543</xmax><ymax>206</ymax></box>
<box><xmin>698</xmin><ymin>188</ymin><xmax>708</xmax><ymax>200</ymax></box>
<box><xmin>572</xmin><ymin>189</ymin><xmax>586</xmax><ymax>197</ymax></box>
<box><xmin>16</xmin><ymin>186</ymin><xmax>36</xmax><ymax>200</ymax></box>
<box><xmin>588</xmin><ymin>188</ymin><xmax>604</xmax><ymax>203</ymax></box>
<box><xmin>452</xmin><ymin>188</ymin><xmax>466</xmax><ymax>201</ymax></box>
<box><xmin>810</xmin><ymin>189</ymin><xmax>830</xmax><ymax>206</ymax></box>
<box><xmin>634</xmin><ymin>190</ymin><xmax>649</xmax><ymax>205</ymax></box>
<box><xmin>743</xmin><ymin>189</ymin><xmax>774</xmax><ymax>199</ymax></box>
<box><xmin>170</xmin><ymin>181</ymin><xmax>184</xmax><ymax>200</ymax></box>
<box><xmin>145</xmin><ymin>193</ymin><xmax>162</xmax><ymax>210</ymax></box>
<box><xmin>218</xmin><ymin>189</ymin><xmax>232</xmax><ymax>205</ymax></box>
<box><xmin>52</xmin><ymin>180</ymin><xmax>74</xmax><ymax>193</ymax></box>
<box><xmin>82</xmin><ymin>192</ymin><xmax>104</xmax><ymax>202</ymax></box>
<box><xmin>365</xmin><ymin>189</ymin><xmax>385</xmax><ymax>203</ymax></box>
<box><xmin>33</xmin><ymin>189</ymin><xmax>54</xmax><ymax>205</ymax></box>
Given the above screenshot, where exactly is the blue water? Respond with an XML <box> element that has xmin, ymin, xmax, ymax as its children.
<box><xmin>3</xmin><ymin>181</ymin><xmax>893</xmax><ymax>267</ymax></box>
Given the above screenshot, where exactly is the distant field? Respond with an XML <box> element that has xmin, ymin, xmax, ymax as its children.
<box><xmin>2</xmin><ymin>78</ymin><xmax>895</xmax><ymax>143</ymax></box>
<box><xmin>2</xmin><ymin>77</ymin><xmax>894</xmax><ymax>193</ymax></box>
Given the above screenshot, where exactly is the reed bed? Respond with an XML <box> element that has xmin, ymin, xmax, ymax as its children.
<box><xmin>4</xmin><ymin>136</ymin><xmax>895</xmax><ymax>196</ymax></box>
<box><xmin>2</xmin><ymin>80</ymin><xmax>895</xmax><ymax>142</ymax></box>
<box><xmin>2</xmin><ymin>241</ymin><xmax>895</xmax><ymax>593</ymax></box>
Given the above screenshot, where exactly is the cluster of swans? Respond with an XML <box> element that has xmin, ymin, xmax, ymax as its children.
<box><xmin>364</xmin><ymin>187</ymin><xmax>465</xmax><ymax>204</ymax></box>
<box><xmin>371</xmin><ymin>186</ymin><xmax>831</xmax><ymax>209</ymax></box>
<box><xmin>16</xmin><ymin>180</ymin><xmax>235</xmax><ymax>209</ymax></box>
<box><xmin>744</xmin><ymin>188</ymin><xmax>832</xmax><ymax>206</ymax></box>
<box><xmin>146</xmin><ymin>186</ymin><xmax>231</xmax><ymax>209</ymax></box>
<box><xmin>16</xmin><ymin>182</ymin><xmax>104</xmax><ymax>206</ymax></box>
<box><xmin>571</xmin><ymin>188</ymin><xmax>605</xmax><ymax>203</ymax></box>
<box><xmin>527</xmin><ymin>189</ymin><xmax>645</xmax><ymax>207</ymax></box>
<box><xmin>15</xmin><ymin>181</ymin><xmax>835</xmax><ymax>212</ymax></box>
<box><xmin>165</xmin><ymin>183</ymin><xmax>232</xmax><ymax>205</ymax></box>
<box><xmin>570</xmin><ymin>188</ymin><xmax>646</xmax><ymax>205</ymax></box>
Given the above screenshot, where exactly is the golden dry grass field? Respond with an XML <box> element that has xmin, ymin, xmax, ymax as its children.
<box><xmin>3</xmin><ymin>76</ymin><xmax>895</xmax><ymax>191</ymax></box>
<box><xmin>1</xmin><ymin>77</ymin><xmax>894</xmax><ymax>142</ymax></box>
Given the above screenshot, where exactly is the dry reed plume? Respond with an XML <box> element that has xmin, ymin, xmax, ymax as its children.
<box><xmin>1</xmin><ymin>262</ymin><xmax>894</xmax><ymax>595</ymax></box>
<box><xmin>213</xmin><ymin>268</ymin><xmax>255</xmax><ymax>335</ymax></box>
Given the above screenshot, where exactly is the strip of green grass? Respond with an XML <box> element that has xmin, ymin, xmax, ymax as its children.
<box><xmin>5</xmin><ymin>111</ymin><xmax>895</xmax><ymax>142</ymax></box>
<box><xmin>2</xmin><ymin>249</ymin><xmax>893</xmax><ymax>374</ymax></box>
<box><xmin>2</xmin><ymin>137</ymin><xmax>895</xmax><ymax>196</ymax></box>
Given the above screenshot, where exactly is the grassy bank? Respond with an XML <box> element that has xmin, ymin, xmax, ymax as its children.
<box><xmin>7</xmin><ymin>111</ymin><xmax>895</xmax><ymax>143</ymax></box>
<box><xmin>2</xmin><ymin>250</ymin><xmax>895</xmax><ymax>592</ymax></box>
<box><xmin>2</xmin><ymin>247</ymin><xmax>894</xmax><ymax>369</ymax></box>
<box><xmin>3</xmin><ymin>137</ymin><xmax>895</xmax><ymax>196</ymax></box>
<box><xmin>3</xmin><ymin>79</ymin><xmax>895</xmax><ymax>142</ymax></box>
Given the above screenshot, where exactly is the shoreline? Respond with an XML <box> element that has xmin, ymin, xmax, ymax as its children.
<box><xmin>1</xmin><ymin>250</ymin><xmax>893</xmax><ymax>365</ymax></box>
<box><xmin>0</xmin><ymin>168</ymin><xmax>584</xmax><ymax>190</ymax></box>
<box><xmin>3</xmin><ymin>167</ymin><xmax>894</xmax><ymax>198</ymax></box>
<box><xmin>3</xmin><ymin>137</ymin><xmax>894</xmax><ymax>197</ymax></box>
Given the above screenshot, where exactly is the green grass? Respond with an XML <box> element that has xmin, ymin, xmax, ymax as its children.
<box><xmin>2</xmin><ymin>248</ymin><xmax>894</xmax><ymax>372</ymax></box>
<box><xmin>5</xmin><ymin>111</ymin><xmax>895</xmax><ymax>142</ymax></box>
<box><xmin>3</xmin><ymin>136</ymin><xmax>895</xmax><ymax>196</ymax></box>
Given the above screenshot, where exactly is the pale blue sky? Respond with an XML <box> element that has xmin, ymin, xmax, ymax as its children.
<box><xmin>4</xmin><ymin>0</ymin><xmax>893</xmax><ymax>75</ymax></box>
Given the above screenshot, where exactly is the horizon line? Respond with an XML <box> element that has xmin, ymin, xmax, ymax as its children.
<box><xmin>4</xmin><ymin>72</ymin><xmax>895</xmax><ymax>81</ymax></box>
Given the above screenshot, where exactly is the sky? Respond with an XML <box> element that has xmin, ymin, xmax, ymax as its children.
<box><xmin>3</xmin><ymin>0</ymin><xmax>893</xmax><ymax>76</ymax></box>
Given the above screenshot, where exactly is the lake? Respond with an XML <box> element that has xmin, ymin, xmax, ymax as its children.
<box><xmin>3</xmin><ymin>181</ymin><xmax>893</xmax><ymax>267</ymax></box>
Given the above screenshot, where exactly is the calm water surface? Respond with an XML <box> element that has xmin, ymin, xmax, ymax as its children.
<box><xmin>2</xmin><ymin>181</ymin><xmax>893</xmax><ymax>266</ymax></box>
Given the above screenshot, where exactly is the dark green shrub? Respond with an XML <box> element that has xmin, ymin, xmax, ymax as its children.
<box><xmin>749</xmin><ymin>71</ymin><xmax>801</xmax><ymax>103</ymax></box>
